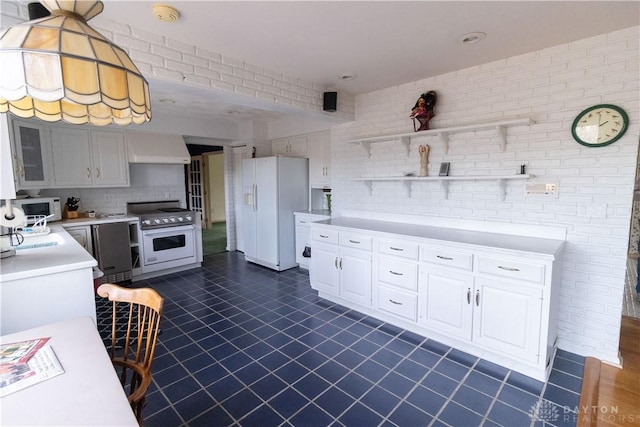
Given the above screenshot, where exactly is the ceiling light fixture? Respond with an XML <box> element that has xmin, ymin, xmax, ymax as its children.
<box><xmin>0</xmin><ymin>0</ymin><xmax>151</xmax><ymax>126</ymax></box>
<box><xmin>339</xmin><ymin>73</ymin><xmax>357</xmax><ymax>81</ymax></box>
<box><xmin>457</xmin><ymin>32</ymin><xmax>487</xmax><ymax>44</ymax></box>
<box><xmin>153</xmin><ymin>4</ymin><xmax>180</xmax><ymax>23</ymax></box>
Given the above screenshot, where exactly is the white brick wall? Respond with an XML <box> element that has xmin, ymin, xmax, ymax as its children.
<box><xmin>331</xmin><ymin>26</ymin><xmax>639</xmax><ymax>364</ymax></box>
<box><xmin>0</xmin><ymin>2</ymin><xmax>356</xmax><ymax>122</ymax></box>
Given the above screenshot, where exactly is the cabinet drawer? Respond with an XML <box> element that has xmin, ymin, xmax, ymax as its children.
<box><xmin>378</xmin><ymin>257</ymin><xmax>418</xmax><ymax>291</ymax></box>
<box><xmin>476</xmin><ymin>256</ymin><xmax>545</xmax><ymax>284</ymax></box>
<box><xmin>340</xmin><ymin>233</ymin><xmax>372</xmax><ymax>251</ymax></box>
<box><xmin>378</xmin><ymin>286</ymin><xmax>417</xmax><ymax>321</ymax></box>
<box><xmin>312</xmin><ymin>228</ymin><xmax>338</xmax><ymax>244</ymax></box>
<box><xmin>378</xmin><ymin>239</ymin><xmax>419</xmax><ymax>260</ymax></box>
<box><xmin>421</xmin><ymin>246</ymin><xmax>473</xmax><ymax>271</ymax></box>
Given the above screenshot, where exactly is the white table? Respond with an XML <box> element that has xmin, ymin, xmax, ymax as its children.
<box><xmin>0</xmin><ymin>317</ymin><xmax>138</xmax><ymax>426</ymax></box>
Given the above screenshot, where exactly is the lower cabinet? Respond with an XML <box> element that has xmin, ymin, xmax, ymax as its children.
<box><xmin>65</xmin><ymin>225</ymin><xmax>93</xmax><ymax>255</ymax></box>
<box><xmin>308</xmin><ymin>219</ymin><xmax>563</xmax><ymax>381</ymax></box>
<box><xmin>472</xmin><ymin>278</ymin><xmax>543</xmax><ymax>364</ymax></box>
<box><xmin>309</xmin><ymin>228</ymin><xmax>372</xmax><ymax>307</ymax></box>
<box><xmin>419</xmin><ymin>268</ymin><xmax>474</xmax><ymax>340</ymax></box>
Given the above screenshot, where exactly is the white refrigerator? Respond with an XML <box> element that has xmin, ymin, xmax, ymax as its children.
<box><xmin>242</xmin><ymin>156</ymin><xmax>309</xmax><ymax>271</ymax></box>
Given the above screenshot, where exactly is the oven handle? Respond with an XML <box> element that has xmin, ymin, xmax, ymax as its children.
<box><xmin>142</xmin><ymin>225</ymin><xmax>195</xmax><ymax>235</ymax></box>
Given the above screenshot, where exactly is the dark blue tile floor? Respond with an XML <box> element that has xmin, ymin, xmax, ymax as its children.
<box><xmin>96</xmin><ymin>251</ymin><xmax>584</xmax><ymax>427</ymax></box>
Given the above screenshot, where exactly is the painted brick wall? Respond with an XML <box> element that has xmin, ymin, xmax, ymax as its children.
<box><xmin>0</xmin><ymin>2</ymin><xmax>356</xmax><ymax>122</ymax></box>
<box><xmin>331</xmin><ymin>27</ymin><xmax>639</xmax><ymax>363</ymax></box>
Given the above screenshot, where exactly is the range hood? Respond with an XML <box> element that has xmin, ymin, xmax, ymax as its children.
<box><xmin>127</xmin><ymin>131</ymin><xmax>191</xmax><ymax>164</ymax></box>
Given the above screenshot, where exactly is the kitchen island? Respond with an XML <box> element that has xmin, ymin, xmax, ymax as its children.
<box><xmin>0</xmin><ymin>224</ymin><xmax>97</xmax><ymax>335</ymax></box>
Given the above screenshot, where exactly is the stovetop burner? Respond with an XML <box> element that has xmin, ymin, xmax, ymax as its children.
<box><xmin>127</xmin><ymin>201</ymin><xmax>196</xmax><ymax>229</ymax></box>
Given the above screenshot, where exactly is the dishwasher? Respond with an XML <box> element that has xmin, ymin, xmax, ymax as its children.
<box><xmin>92</xmin><ymin>222</ymin><xmax>132</xmax><ymax>284</ymax></box>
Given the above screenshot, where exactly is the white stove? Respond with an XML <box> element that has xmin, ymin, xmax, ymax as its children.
<box><xmin>127</xmin><ymin>201</ymin><xmax>199</xmax><ymax>274</ymax></box>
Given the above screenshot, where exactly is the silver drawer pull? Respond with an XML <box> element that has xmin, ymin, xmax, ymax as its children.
<box><xmin>436</xmin><ymin>255</ymin><xmax>454</xmax><ymax>261</ymax></box>
<box><xmin>390</xmin><ymin>247</ymin><xmax>404</xmax><ymax>251</ymax></box>
<box><xmin>349</xmin><ymin>239</ymin><xmax>361</xmax><ymax>244</ymax></box>
<box><xmin>389</xmin><ymin>299</ymin><xmax>403</xmax><ymax>305</ymax></box>
<box><xmin>498</xmin><ymin>266</ymin><xmax>520</xmax><ymax>272</ymax></box>
<box><xmin>467</xmin><ymin>288</ymin><xmax>471</xmax><ymax>304</ymax></box>
<box><xmin>389</xmin><ymin>270</ymin><xmax>403</xmax><ymax>276</ymax></box>
<box><xmin>319</xmin><ymin>234</ymin><xmax>329</xmax><ymax>238</ymax></box>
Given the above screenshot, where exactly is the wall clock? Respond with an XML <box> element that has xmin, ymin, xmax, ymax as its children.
<box><xmin>571</xmin><ymin>104</ymin><xmax>629</xmax><ymax>147</ymax></box>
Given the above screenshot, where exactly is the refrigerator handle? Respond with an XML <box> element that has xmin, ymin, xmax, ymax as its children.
<box><xmin>253</xmin><ymin>183</ymin><xmax>258</xmax><ymax>211</ymax></box>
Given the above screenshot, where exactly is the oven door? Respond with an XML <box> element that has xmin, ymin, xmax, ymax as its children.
<box><xmin>142</xmin><ymin>225</ymin><xmax>196</xmax><ymax>270</ymax></box>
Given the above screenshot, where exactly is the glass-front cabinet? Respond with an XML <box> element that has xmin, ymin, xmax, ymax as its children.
<box><xmin>11</xmin><ymin>119</ymin><xmax>53</xmax><ymax>189</ymax></box>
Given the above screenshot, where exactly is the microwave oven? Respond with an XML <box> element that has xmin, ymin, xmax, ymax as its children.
<box><xmin>11</xmin><ymin>197</ymin><xmax>62</xmax><ymax>222</ymax></box>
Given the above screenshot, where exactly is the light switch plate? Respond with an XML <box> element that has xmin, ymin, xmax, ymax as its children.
<box><xmin>525</xmin><ymin>182</ymin><xmax>558</xmax><ymax>197</ymax></box>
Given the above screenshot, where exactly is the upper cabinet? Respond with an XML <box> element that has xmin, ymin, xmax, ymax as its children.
<box><xmin>308</xmin><ymin>131</ymin><xmax>331</xmax><ymax>189</ymax></box>
<box><xmin>11</xmin><ymin>119</ymin><xmax>54</xmax><ymax>189</ymax></box>
<box><xmin>51</xmin><ymin>128</ymin><xmax>129</xmax><ymax>188</ymax></box>
<box><xmin>272</xmin><ymin>136</ymin><xmax>308</xmax><ymax>158</ymax></box>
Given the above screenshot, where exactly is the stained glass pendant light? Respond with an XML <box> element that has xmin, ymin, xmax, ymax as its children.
<box><xmin>0</xmin><ymin>0</ymin><xmax>151</xmax><ymax>125</ymax></box>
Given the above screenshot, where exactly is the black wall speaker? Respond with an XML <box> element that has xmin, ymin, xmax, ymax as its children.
<box><xmin>28</xmin><ymin>2</ymin><xmax>50</xmax><ymax>19</ymax></box>
<box><xmin>323</xmin><ymin>92</ymin><xmax>337</xmax><ymax>112</ymax></box>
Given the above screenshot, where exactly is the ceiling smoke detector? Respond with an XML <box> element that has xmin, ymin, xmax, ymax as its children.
<box><xmin>153</xmin><ymin>4</ymin><xmax>180</xmax><ymax>22</ymax></box>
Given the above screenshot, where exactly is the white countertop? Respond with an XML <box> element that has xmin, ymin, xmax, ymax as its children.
<box><xmin>0</xmin><ymin>224</ymin><xmax>97</xmax><ymax>282</ymax></box>
<box><xmin>0</xmin><ymin>316</ymin><xmax>138</xmax><ymax>426</ymax></box>
<box><xmin>59</xmin><ymin>214</ymin><xmax>139</xmax><ymax>227</ymax></box>
<box><xmin>294</xmin><ymin>210</ymin><xmax>331</xmax><ymax>217</ymax></box>
<box><xmin>313</xmin><ymin>217</ymin><xmax>565</xmax><ymax>258</ymax></box>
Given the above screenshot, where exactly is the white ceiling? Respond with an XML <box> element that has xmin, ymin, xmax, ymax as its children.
<box><xmin>91</xmin><ymin>1</ymin><xmax>638</xmax><ymax>125</ymax></box>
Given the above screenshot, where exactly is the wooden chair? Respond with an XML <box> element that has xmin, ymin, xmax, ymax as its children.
<box><xmin>97</xmin><ymin>283</ymin><xmax>164</xmax><ymax>424</ymax></box>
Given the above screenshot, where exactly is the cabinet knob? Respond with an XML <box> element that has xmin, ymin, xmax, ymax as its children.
<box><xmin>96</xmin><ymin>168</ymin><xmax>100</xmax><ymax>178</ymax></box>
<box><xmin>86</xmin><ymin>168</ymin><xmax>91</xmax><ymax>178</ymax></box>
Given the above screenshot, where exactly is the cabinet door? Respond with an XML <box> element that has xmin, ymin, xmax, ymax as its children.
<box><xmin>65</xmin><ymin>226</ymin><xmax>93</xmax><ymax>254</ymax></box>
<box><xmin>295</xmin><ymin>224</ymin><xmax>310</xmax><ymax>268</ymax></box>
<box><xmin>90</xmin><ymin>131</ymin><xmax>129</xmax><ymax>186</ymax></box>
<box><xmin>308</xmin><ymin>132</ymin><xmax>330</xmax><ymax>188</ymax></box>
<box><xmin>51</xmin><ymin>127</ymin><xmax>92</xmax><ymax>187</ymax></box>
<box><xmin>271</xmin><ymin>139</ymin><xmax>289</xmax><ymax>156</ymax></box>
<box><xmin>11</xmin><ymin>120</ymin><xmax>53</xmax><ymax>189</ymax></box>
<box><xmin>287</xmin><ymin>136</ymin><xmax>308</xmax><ymax>158</ymax></box>
<box><xmin>472</xmin><ymin>278</ymin><xmax>542</xmax><ymax>363</ymax></box>
<box><xmin>339</xmin><ymin>247</ymin><xmax>372</xmax><ymax>306</ymax></box>
<box><xmin>419</xmin><ymin>268</ymin><xmax>474</xmax><ymax>340</ymax></box>
<box><xmin>309</xmin><ymin>242</ymin><xmax>339</xmax><ymax>295</ymax></box>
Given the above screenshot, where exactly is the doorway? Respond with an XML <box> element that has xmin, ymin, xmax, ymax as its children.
<box><xmin>186</xmin><ymin>145</ymin><xmax>227</xmax><ymax>255</ymax></box>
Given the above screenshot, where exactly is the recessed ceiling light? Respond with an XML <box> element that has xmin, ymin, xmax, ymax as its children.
<box><xmin>457</xmin><ymin>32</ymin><xmax>487</xmax><ymax>44</ymax></box>
<box><xmin>158</xmin><ymin>98</ymin><xmax>175</xmax><ymax>104</ymax></box>
<box><xmin>339</xmin><ymin>73</ymin><xmax>357</xmax><ymax>81</ymax></box>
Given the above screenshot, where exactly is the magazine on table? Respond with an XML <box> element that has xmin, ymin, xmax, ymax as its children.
<box><xmin>0</xmin><ymin>338</ymin><xmax>64</xmax><ymax>397</ymax></box>
<box><xmin>0</xmin><ymin>337</ymin><xmax>49</xmax><ymax>365</ymax></box>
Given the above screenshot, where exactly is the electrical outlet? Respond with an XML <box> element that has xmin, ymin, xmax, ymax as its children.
<box><xmin>525</xmin><ymin>183</ymin><xmax>558</xmax><ymax>197</ymax></box>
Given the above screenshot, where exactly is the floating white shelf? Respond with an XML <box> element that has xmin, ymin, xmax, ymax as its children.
<box><xmin>346</xmin><ymin>118</ymin><xmax>534</xmax><ymax>157</ymax></box>
<box><xmin>352</xmin><ymin>174</ymin><xmax>532</xmax><ymax>200</ymax></box>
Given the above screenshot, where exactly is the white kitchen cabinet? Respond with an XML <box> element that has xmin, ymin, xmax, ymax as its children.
<box><xmin>419</xmin><ymin>268</ymin><xmax>474</xmax><ymax>340</ymax></box>
<box><xmin>472</xmin><ymin>278</ymin><xmax>543</xmax><ymax>363</ymax></box>
<box><xmin>90</xmin><ymin>131</ymin><xmax>129</xmax><ymax>186</ymax></box>
<box><xmin>51</xmin><ymin>127</ymin><xmax>129</xmax><ymax>187</ymax></box>
<box><xmin>310</xmin><ymin>227</ymin><xmax>372</xmax><ymax>306</ymax></box>
<box><xmin>65</xmin><ymin>225</ymin><xmax>93</xmax><ymax>255</ymax></box>
<box><xmin>308</xmin><ymin>131</ymin><xmax>331</xmax><ymax>188</ymax></box>
<box><xmin>294</xmin><ymin>212</ymin><xmax>330</xmax><ymax>269</ymax></box>
<box><xmin>272</xmin><ymin>136</ymin><xmax>308</xmax><ymax>158</ymax></box>
<box><xmin>308</xmin><ymin>217</ymin><xmax>564</xmax><ymax>381</ymax></box>
<box><xmin>10</xmin><ymin>119</ymin><xmax>54</xmax><ymax>189</ymax></box>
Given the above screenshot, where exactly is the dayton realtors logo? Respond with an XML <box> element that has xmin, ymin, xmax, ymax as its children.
<box><xmin>530</xmin><ymin>401</ymin><xmax>640</xmax><ymax>425</ymax></box>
